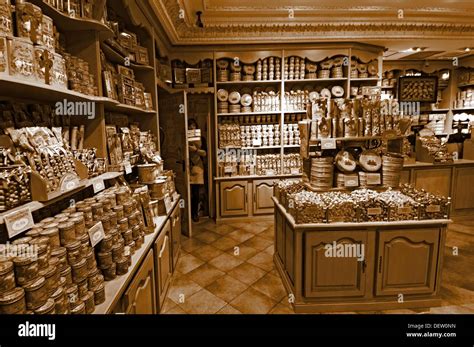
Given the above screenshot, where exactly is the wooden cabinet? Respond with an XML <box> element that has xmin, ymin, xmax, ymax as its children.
<box><xmin>123</xmin><ymin>249</ymin><xmax>156</xmax><ymax>314</ymax></box>
<box><xmin>453</xmin><ymin>167</ymin><xmax>474</xmax><ymax>211</ymax></box>
<box><xmin>400</xmin><ymin>169</ymin><xmax>411</xmax><ymax>185</ymax></box>
<box><xmin>252</xmin><ymin>179</ymin><xmax>275</xmax><ymax>215</ymax></box>
<box><xmin>219</xmin><ymin>181</ymin><xmax>248</xmax><ymax>217</ymax></box>
<box><xmin>170</xmin><ymin>204</ymin><xmax>181</xmax><ymax>268</ymax></box>
<box><xmin>304</xmin><ymin>231</ymin><xmax>369</xmax><ymax>298</ymax></box>
<box><xmin>154</xmin><ymin>220</ymin><xmax>173</xmax><ymax>309</ymax></box>
<box><xmin>413</xmin><ymin>168</ymin><xmax>452</xmax><ymax>198</ymax></box>
<box><xmin>375</xmin><ymin>229</ymin><xmax>440</xmax><ymax>296</ymax></box>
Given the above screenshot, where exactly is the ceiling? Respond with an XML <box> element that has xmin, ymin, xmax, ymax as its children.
<box><xmin>150</xmin><ymin>0</ymin><xmax>474</xmax><ymax>60</ymax></box>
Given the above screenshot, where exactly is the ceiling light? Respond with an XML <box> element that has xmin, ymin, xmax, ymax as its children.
<box><xmin>465</xmin><ymin>47</ymin><xmax>471</xmax><ymax>52</ymax></box>
<box><xmin>442</xmin><ymin>72</ymin><xmax>450</xmax><ymax>80</ymax></box>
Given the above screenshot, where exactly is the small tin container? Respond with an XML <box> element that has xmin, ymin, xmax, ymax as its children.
<box><xmin>36</xmin><ymin>244</ymin><xmax>49</xmax><ymax>271</ymax></box>
<box><xmin>40</xmin><ymin>227</ymin><xmax>61</xmax><ymax>248</ymax></box>
<box><xmin>93</xmin><ymin>283</ymin><xmax>105</xmax><ymax>305</ymax></box>
<box><xmin>82</xmin><ymin>291</ymin><xmax>95</xmax><ymax>314</ymax></box>
<box><xmin>71</xmin><ymin>301</ymin><xmax>86</xmax><ymax>314</ymax></box>
<box><xmin>97</xmin><ymin>251</ymin><xmax>113</xmax><ymax>268</ymax></box>
<box><xmin>86</xmin><ymin>250</ymin><xmax>96</xmax><ymax>271</ymax></box>
<box><xmin>58</xmin><ymin>222</ymin><xmax>76</xmax><ymax>246</ymax></box>
<box><xmin>0</xmin><ymin>287</ymin><xmax>26</xmax><ymax>314</ymax></box>
<box><xmin>66</xmin><ymin>240</ymin><xmax>82</xmax><ymax>265</ymax></box>
<box><xmin>100</xmin><ymin>262</ymin><xmax>116</xmax><ymax>281</ymax></box>
<box><xmin>12</xmin><ymin>237</ymin><xmax>32</xmax><ymax>246</ymax></box>
<box><xmin>91</xmin><ymin>202</ymin><xmax>104</xmax><ymax>220</ymax></box>
<box><xmin>112</xmin><ymin>243</ymin><xmax>124</xmax><ymax>262</ymax></box>
<box><xmin>123</xmin><ymin>230</ymin><xmax>133</xmax><ymax>245</ymax></box>
<box><xmin>123</xmin><ymin>201</ymin><xmax>134</xmax><ymax>215</ymax></box>
<box><xmin>87</xmin><ymin>268</ymin><xmax>101</xmax><ymax>289</ymax></box>
<box><xmin>109</xmin><ymin>228</ymin><xmax>119</xmax><ymax>244</ymax></box>
<box><xmin>51</xmin><ymin>247</ymin><xmax>67</xmax><ymax>271</ymax></box>
<box><xmin>77</xmin><ymin>278</ymin><xmax>89</xmax><ymax>298</ymax></box>
<box><xmin>51</xmin><ymin>286</ymin><xmax>69</xmax><ymax>314</ymax></box>
<box><xmin>106</xmin><ymin>212</ymin><xmax>118</xmax><ymax>229</ymax></box>
<box><xmin>0</xmin><ymin>261</ymin><xmax>16</xmax><ymax>293</ymax></box>
<box><xmin>13</xmin><ymin>256</ymin><xmax>38</xmax><ymax>286</ymax></box>
<box><xmin>23</xmin><ymin>276</ymin><xmax>48</xmax><ymax>310</ymax></box>
<box><xmin>100</xmin><ymin>217</ymin><xmax>111</xmax><ymax>233</ymax></box>
<box><xmin>66</xmin><ymin>284</ymin><xmax>79</xmax><ymax>308</ymax></box>
<box><xmin>78</xmin><ymin>206</ymin><xmax>93</xmax><ymax>223</ymax></box>
<box><xmin>118</xmin><ymin>218</ymin><xmax>128</xmax><ymax>233</ymax></box>
<box><xmin>71</xmin><ymin>259</ymin><xmax>88</xmax><ymax>284</ymax></box>
<box><xmin>100</xmin><ymin>198</ymin><xmax>112</xmax><ymax>213</ymax></box>
<box><xmin>116</xmin><ymin>258</ymin><xmax>129</xmax><ymax>276</ymax></box>
<box><xmin>116</xmin><ymin>190</ymin><xmax>128</xmax><ymax>205</ymax></box>
<box><xmin>60</xmin><ymin>266</ymin><xmax>73</xmax><ymax>285</ymax></box>
<box><xmin>70</xmin><ymin>216</ymin><xmax>86</xmax><ymax>237</ymax></box>
<box><xmin>44</xmin><ymin>265</ymin><xmax>59</xmax><ymax>295</ymax></box>
<box><xmin>132</xmin><ymin>225</ymin><xmax>141</xmax><ymax>240</ymax></box>
<box><xmin>34</xmin><ymin>298</ymin><xmax>55</xmax><ymax>315</ymax></box>
<box><xmin>113</xmin><ymin>205</ymin><xmax>124</xmax><ymax>219</ymax></box>
<box><xmin>99</xmin><ymin>234</ymin><xmax>113</xmax><ymax>253</ymax></box>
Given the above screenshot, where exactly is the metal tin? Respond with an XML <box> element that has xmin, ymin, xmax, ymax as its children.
<box><xmin>13</xmin><ymin>256</ymin><xmax>38</xmax><ymax>286</ymax></box>
<box><xmin>0</xmin><ymin>261</ymin><xmax>15</xmax><ymax>293</ymax></box>
<box><xmin>40</xmin><ymin>227</ymin><xmax>61</xmax><ymax>248</ymax></box>
<box><xmin>71</xmin><ymin>258</ymin><xmax>88</xmax><ymax>284</ymax></box>
<box><xmin>82</xmin><ymin>291</ymin><xmax>95</xmax><ymax>314</ymax></box>
<box><xmin>34</xmin><ymin>298</ymin><xmax>55</xmax><ymax>315</ymax></box>
<box><xmin>66</xmin><ymin>240</ymin><xmax>82</xmax><ymax>265</ymax></box>
<box><xmin>77</xmin><ymin>278</ymin><xmax>88</xmax><ymax>298</ymax></box>
<box><xmin>100</xmin><ymin>262</ymin><xmax>116</xmax><ymax>281</ymax></box>
<box><xmin>86</xmin><ymin>250</ymin><xmax>96</xmax><ymax>271</ymax></box>
<box><xmin>97</xmin><ymin>251</ymin><xmax>113</xmax><ymax>268</ymax></box>
<box><xmin>23</xmin><ymin>276</ymin><xmax>48</xmax><ymax>310</ymax></box>
<box><xmin>58</xmin><ymin>222</ymin><xmax>76</xmax><ymax>246</ymax></box>
<box><xmin>92</xmin><ymin>283</ymin><xmax>105</xmax><ymax>305</ymax></box>
<box><xmin>0</xmin><ymin>287</ymin><xmax>26</xmax><ymax>314</ymax></box>
<box><xmin>113</xmin><ymin>205</ymin><xmax>124</xmax><ymax>219</ymax></box>
<box><xmin>137</xmin><ymin>163</ymin><xmax>157</xmax><ymax>182</ymax></box>
<box><xmin>51</xmin><ymin>247</ymin><xmax>67</xmax><ymax>271</ymax></box>
<box><xmin>36</xmin><ymin>244</ymin><xmax>49</xmax><ymax>271</ymax></box>
<box><xmin>118</xmin><ymin>218</ymin><xmax>128</xmax><ymax>232</ymax></box>
<box><xmin>60</xmin><ymin>266</ymin><xmax>72</xmax><ymax>285</ymax></box>
<box><xmin>44</xmin><ymin>265</ymin><xmax>59</xmax><ymax>295</ymax></box>
<box><xmin>70</xmin><ymin>216</ymin><xmax>86</xmax><ymax>237</ymax></box>
<box><xmin>51</xmin><ymin>286</ymin><xmax>69</xmax><ymax>314</ymax></box>
<box><xmin>71</xmin><ymin>301</ymin><xmax>86</xmax><ymax>314</ymax></box>
<box><xmin>99</xmin><ymin>233</ymin><xmax>113</xmax><ymax>253</ymax></box>
<box><xmin>66</xmin><ymin>284</ymin><xmax>79</xmax><ymax>309</ymax></box>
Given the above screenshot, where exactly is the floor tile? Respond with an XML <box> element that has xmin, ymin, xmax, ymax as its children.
<box><xmin>426</xmin><ymin>305</ymin><xmax>474</xmax><ymax>314</ymax></box>
<box><xmin>203</xmin><ymin>223</ymin><xmax>235</xmax><ymax>236</ymax></box>
<box><xmin>258</xmin><ymin>228</ymin><xmax>275</xmax><ymax>240</ymax></box>
<box><xmin>175</xmin><ymin>254</ymin><xmax>205</xmax><ymax>274</ymax></box>
<box><xmin>186</xmin><ymin>263</ymin><xmax>226</xmax><ymax>287</ymax></box>
<box><xmin>167</xmin><ymin>276</ymin><xmax>203</xmax><ymax>304</ymax></box>
<box><xmin>227</xmin><ymin>262</ymin><xmax>267</xmax><ymax>286</ymax></box>
<box><xmin>208</xmin><ymin>253</ymin><xmax>244</xmax><ymax>272</ymax></box>
<box><xmin>263</xmin><ymin>245</ymin><xmax>275</xmax><ymax>255</ymax></box>
<box><xmin>269</xmin><ymin>303</ymin><xmax>295</xmax><ymax>314</ymax></box>
<box><xmin>210</xmin><ymin>236</ymin><xmax>238</xmax><ymax>251</ymax></box>
<box><xmin>190</xmin><ymin>244</ymin><xmax>224</xmax><ymax>262</ymax></box>
<box><xmin>230</xmin><ymin>287</ymin><xmax>277</xmax><ymax>314</ymax></box>
<box><xmin>181</xmin><ymin>238</ymin><xmax>207</xmax><ymax>253</ymax></box>
<box><xmin>252</xmin><ymin>273</ymin><xmax>287</xmax><ymax>302</ymax></box>
<box><xmin>193</xmin><ymin>230</ymin><xmax>222</xmax><ymax>244</ymax></box>
<box><xmin>217</xmin><ymin>305</ymin><xmax>242</xmax><ymax>314</ymax></box>
<box><xmin>205</xmin><ymin>275</ymin><xmax>249</xmax><ymax>302</ymax></box>
<box><xmin>227</xmin><ymin>230</ymin><xmax>255</xmax><ymax>243</ymax></box>
<box><xmin>226</xmin><ymin>245</ymin><xmax>260</xmax><ymax>261</ymax></box>
<box><xmin>242</xmin><ymin>235</ymin><xmax>273</xmax><ymax>251</ymax></box>
<box><xmin>247</xmin><ymin>251</ymin><xmax>275</xmax><ymax>272</ymax></box>
<box><xmin>178</xmin><ymin>289</ymin><xmax>227</xmax><ymax>314</ymax></box>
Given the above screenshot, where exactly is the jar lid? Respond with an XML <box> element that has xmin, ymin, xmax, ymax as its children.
<box><xmin>99</xmin><ymin>262</ymin><xmax>116</xmax><ymax>271</ymax></box>
<box><xmin>81</xmin><ymin>291</ymin><xmax>94</xmax><ymax>302</ymax></box>
<box><xmin>12</xmin><ymin>237</ymin><xmax>32</xmax><ymax>245</ymax></box>
<box><xmin>70</xmin><ymin>217</ymin><xmax>84</xmax><ymax>225</ymax></box>
<box><xmin>40</xmin><ymin>217</ymin><xmax>55</xmax><ymax>225</ymax></box>
<box><xmin>65</xmin><ymin>283</ymin><xmax>78</xmax><ymax>295</ymax></box>
<box><xmin>40</xmin><ymin>227</ymin><xmax>59</xmax><ymax>237</ymax></box>
<box><xmin>71</xmin><ymin>258</ymin><xmax>86</xmax><ymax>269</ymax></box>
<box><xmin>51</xmin><ymin>247</ymin><xmax>67</xmax><ymax>257</ymax></box>
<box><xmin>58</xmin><ymin>221</ymin><xmax>73</xmax><ymax>230</ymax></box>
<box><xmin>60</xmin><ymin>266</ymin><xmax>71</xmax><ymax>276</ymax></box>
<box><xmin>70</xmin><ymin>212</ymin><xmax>84</xmax><ymax>219</ymax></box>
<box><xmin>51</xmin><ymin>286</ymin><xmax>64</xmax><ymax>301</ymax></box>
<box><xmin>91</xmin><ymin>202</ymin><xmax>103</xmax><ymax>209</ymax></box>
<box><xmin>49</xmin><ymin>257</ymin><xmax>59</xmax><ymax>268</ymax></box>
<box><xmin>55</xmin><ymin>213</ymin><xmax>70</xmax><ymax>219</ymax></box>
<box><xmin>44</xmin><ymin>265</ymin><xmax>57</xmax><ymax>278</ymax></box>
<box><xmin>25</xmin><ymin>229</ymin><xmax>42</xmax><ymax>238</ymax></box>
<box><xmin>116</xmin><ymin>257</ymin><xmax>128</xmax><ymax>266</ymax></box>
<box><xmin>0</xmin><ymin>260</ymin><xmax>13</xmax><ymax>275</ymax></box>
<box><xmin>0</xmin><ymin>287</ymin><xmax>25</xmax><ymax>305</ymax></box>
<box><xmin>43</xmin><ymin>222</ymin><xmax>59</xmax><ymax>229</ymax></box>
<box><xmin>93</xmin><ymin>282</ymin><xmax>105</xmax><ymax>292</ymax></box>
<box><xmin>29</xmin><ymin>236</ymin><xmax>50</xmax><ymax>246</ymax></box>
<box><xmin>34</xmin><ymin>299</ymin><xmax>55</xmax><ymax>314</ymax></box>
<box><xmin>78</xmin><ymin>206</ymin><xmax>92</xmax><ymax>212</ymax></box>
<box><xmin>13</xmin><ymin>256</ymin><xmax>35</xmax><ymax>266</ymax></box>
<box><xmin>23</xmin><ymin>276</ymin><xmax>46</xmax><ymax>291</ymax></box>
<box><xmin>65</xmin><ymin>240</ymin><xmax>81</xmax><ymax>251</ymax></box>
<box><xmin>71</xmin><ymin>301</ymin><xmax>85</xmax><ymax>314</ymax></box>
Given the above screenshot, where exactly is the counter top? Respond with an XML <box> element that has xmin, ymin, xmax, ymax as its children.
<box><xmin>272</xmin><ymin>197</ymin><xmax>451</xmax><ymax>230</ymax></box>
<box><xmin>403</xmin><ymin>159</ymin><xmax>474</xmax><ymax>168</ymax></box>
<box><xmin>93</xmin><ymin>196</ymin><xmax>179</xmax><ymax>314</ymax></box>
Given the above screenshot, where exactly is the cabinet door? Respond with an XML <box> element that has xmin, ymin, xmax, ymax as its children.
<box><xmin>453</xmin><ymin>167</ymin><xmax>474</xmax><ymax>211</ymax></box>
<box><xmin>376</xmin><ymin>229</ymin><xmax>439</xmax><ymax>296</ymax></box>
<box><xmin>170</xmin><ymin>205</ymin><xmax>181</xmax><ymax>268</ymax></box>
<box><xmin>220</xmin><ymin>181</ymin><xmax>248</xmax><ymax>217</ymax></box>
<box><xmin>414</xmin><ymin>168</ymin><xmax>451</xmax><ymax>198</ymax></box>
<box><xmin>123</xmin><ymin>249</ymin><xmax>156</xmax><ymax>314</ymax></box>
<box><xmin>154</xmin><ymin>220</ymin><xmax>173</xmax><ymax>309</ymax></box>
<box><xmin>252</xmin><ymin>179</ymin><xmax>275</xmax><ymax>215</ymax></box>
<box><xmin>304</xmin><ymin>231</ymin><xmax>369</xmax><ymax>298</ymax></box>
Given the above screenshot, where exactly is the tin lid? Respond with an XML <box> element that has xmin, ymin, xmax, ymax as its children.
<box><xmin>23</xmin><ymin>276</ymin><xmax>46</xmax><ymax>292</ymax></box>
<box><xmin>13</xmin><ymin>256</ymin><xmax>36</xmax><ymax>266</ymax></box>
<box><xmin>54</xmin><ymin>213</ymin><xmax>70</xmax><ymax>220</ymax></box>
<box><xmin>43</xmin><ymin>222</ymin><xmax>59</xmax><ymax>229</ymax></box>
<box><xmin>40</xmin><ymin>217</ymin><xmax>55</xmax><ymax>225</ymax></box>
<box><xmin>44</xmin><ymin>265</ymin><xmax>57</xmax><ymax>278</ymax></box>
<box><xmin>34</xmin><ymin>299</ymin><xmax>55</xmax><ymax>315</ymax></box>
<box><xmin>70</xmin><ymin>212</ymin><xmax>84</xmax><ymax>219</ymax></box>
<box><xmin>65</xmin><ymin>240</ymin><xmax>81</xmax><ymax>251</ymax></box>
<box><xmin>40</xmin><ymin>227</ymin><xmax>59</xmax><ymax>237</ymax></box>
<box><xmin>71</xmin><ymin>258</ymin><xmax>86</xmax><ymax>269</ymax></box>
<box><xmin>58</xmin><ymin>221</ymin><xmax>74</xmax><ymax>230</ymax></box>
<box><xmin>65</xmin><ymin>283</ymin><xmax>78</xmax><ymax>296</ymax></box>
<box><xmin>51</xmin><ymin>286</ymin><xmax>64</xmax><ymax>301</ymax></box>
<box><xmin>51</xmin><ymin>247</ymin><xmax>67</xmax><ymax>257</ymax></box>
<box><xmin>49</xmin><ymin>257</ymin><xmax>59</xmax><ymax>268</ymax></box>
<box><xmin>0</xmin><ymin>287</ymin><xmax>25</xmax><ymax>305</ymax></box>
<box><xmin>70</xmin><ymin>217</ymin><xmax>84</xmax><ymax>225</ymax></box>
<box><xmin>0</xmin><ymin>260</ymin><xmax>13</xmax><ymax>275</ymax></box>
<box><xmin>70</xmin><ymin>301</ymin><xmax>85</xmax><ymax>314</ymax></box>
<box><xmin>25</xmin><ymin>228</ymin><xmax>42</xmax><ymax>238</ymax></box>
<box><xmin>12</xmin><ymin>237</ymin><xmax>32</xmax><ymax>245</ymax></box>
<box><xmin>29</xmin><ymin>236</ymin><xmax>49</xmax><ymax>246</ymax></box>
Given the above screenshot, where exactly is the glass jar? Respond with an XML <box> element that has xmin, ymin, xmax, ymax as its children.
<box><xmin>123</xmin><ymin>230</ymin><xmax>133</xmax><ymax>245</ymax></box>
<box><xmin>116</xmin><ymin>258</ymin><xmax>129</xmax><ymax>276</ymax></box>
<box><xmin>91</xmin><ymin>202</ymin><xmax>104</xmax><ymax>221</ymax></box>
<box><xmin>66</xmin><ymin>240</ymin><xmax>82</xmax><ymax>265</ymax></box>
<box><xmin>118</xmin><ymin>218</ymin><xmax>128</xmax><ymax>233</ymax></box>
<box><xmin>100</xmin><ymin>198</ymin><xmax>112</xmax><ymax>213</ymax></box>
<box><xmin>34</xmin><ymin>298</ymin><xmax>55</xmax><ymax>315</ymax></box>
<box><xmin>77</xmin><ymin>278</ymin><xmax>88</xmax><ymax>298</ymax></box>
<box><xmin>82</xmin><ymin>291</ymin><xmax>95</xmax><ymax>314</ymax></box>
<box><xmin>116</xmin><ymin>190</ymin><xmax>128</xmax><ymax>205</ymax></box>
<box><xmin>0</xmin><ymin>287</ymin><xmax>26</xmax><ymax>314</ymax></box>
<box><xmin>40</xmin><ymin>227</ymin><xmax>60</xmax><ymax>248</ymax></box>
<box><xmin>71</xmin><ymin>258</ymin><xmax>88</xmax><ymax>284</ymax></box>
<box><xmin>51</xmin><ymin>247</ymin><xmax>67</xmax><ymax>271</ymax></box>
<box><xmin>92</xmin><ymin>283</ymin><xmax>105</xmax><ymax>305</ymax></box>
<box><xmin>60</xmin><ymin>266</ymin><xmax>72</xmax><ymax>285</ymax></box>
<box><xmin>65</xmin><ymin>284</ymin><xmax>79</xmax><ymax>309</ymax></box>
<box><xmin>113</xmin><ymin>205</ymin><xmax>124</xmax><ymax>219</ymax></box>
<box><xmin>99</xmin><ymin>234</ymin><xmax>113</xmax><ymax>253</ymax></box>
<box><xmin>78</xmin><ymin>206</ymin><xmax>93</xmax><ymax>223</ymax></box>
<box><xmin>86</xmin><ymin>250</ymin><xmax>96</xmax><ymax>271</ymax></box>
<box><xmin>70</xmin><ymin>301</ymin><xmax>86</xmax><ymax>314</ymax></box>
<box><xmin>44</xmin><ymin>265</ymin><xmax>59</xmax><ymax>295</ymax></box>
<box><xmin>128</xmin><ymin>211</ymin><xmax>140</xmax><ymax>227</ymax></box>
<box><xmin>100</xmin><ymin>216</ymin><xmax>111</xmax><ymax>233</ymax></box>
<box><xmin>132</xmin><ymin>225</ymin><xmax>140</xmax><ymax>240</ymax></box>
<box><xmin>109</xmin><ymin>228</ymin><xmax>119</xmax><ymax>244</ymax></box>
<box><xmin>97</xmin><ymin>251</ymin><xmax>113</xmax><ymax>268</ymax></box>
<box><xmin>87</xmin><ymin>268</ymin><xmax>101</xmax><ymax>289</ymax></box>
<box><xmin>0</xmin><ymin>261</ymin><xmax>16</xmax><ymax>293</ymax></box>
<box><xmin>70</xmin><ymin>216</ymin><xmax>86</xmax><ymax>237</ymax></box>
<box><xmin>123</xmin><ymin>201</ymin><xmax>134</xmax><ymax>215</ymax></box>
<box><xmin>100</xmin><ymin>262</ymin><xmax>116</xmax><ymax>281</ymax></box>
<box><xmin>23</xmin><ymin>276</ymin><xmax>48</xmax><ymax>310</ymax></box>
<box><xmin>112</xmin><ymin>243</ymin><xmax>124</xmax><ymax>262</ymax></box>
<box><xmin>36</xmin><ymin>244</ymin><xmax>49</xmax><ymax>271</ymax></box>
<box><xmin>107</xmin><ymin>212</ymin><xmax>117</xmax><ymax>229</ymax></box>
<box><xmin>58</xmin><ymin>222</ymin><xmax>76</xmax><ymax>246</ymax></box>
<box><xmin>51</xmin><ymin>286</ymin><xmax>69</xmax><ymax>314</ymax></box>
<box><xmin>13</xmin><ymin>256</ymin><xmax>38</xmax><ymax>286</ymax></box>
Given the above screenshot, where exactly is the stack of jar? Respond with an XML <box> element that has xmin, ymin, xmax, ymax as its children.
<box><xmin>240</xmin><ymin>124</ymin><xmax>280</xmax><ymax>147</ymax></box>
<box><xmin>284</xmin><ymin>90</ymin><xmax>309</xmax><ymax>111</ymax></box>
<box><xmin>284</xmin><ymin>56</ymin><xmax>305</xmax><ymax>80</ymax></box>
<box><xmin>283</xmin><ymin>124</ymin><xmax>300</xmax><ymax>146</ymax></box>
<box><xmin>218</xmin><ymin>123</ymin><xmax>241</xmax><ymax>148</ymax></box>
<box><xmin>252</xmin><ymin>91</ymin><xmax>280</xmax><ymax>112</ymax></box>
<box><xmin>62</xmin><ymin>53</ymin><xmax>98</xmax><ymax>96</ymax></box>
<box><xmin>256</xmin><ymin>57</ymin><xmax>280</xmax><ymax>81</ymax></box>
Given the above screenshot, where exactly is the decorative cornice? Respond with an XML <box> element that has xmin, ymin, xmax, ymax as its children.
<box><xmin>155</xmin><ymin>0</ymin><xmax>474</xmax><ymax>46</ymax></box>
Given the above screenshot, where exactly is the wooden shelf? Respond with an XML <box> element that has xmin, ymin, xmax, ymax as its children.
<box><xmin>285</xmin><ymin>145</ymin><xmax>301</xmax><ymax>148</ymax></box>
<box><xmin>216</xmin><ymin>80</ymin><xmax>281</xmax><ymax>85</ymax></box>
<box><xmin>453</xmin><ymin>107</ymin><xmax>474</xmax><ymax>112</ymax></box>
<box><xmin>350</xmin><ymin>77</ymin><xmax>380</xmax><ymax>82</ymax></box>
<box><xmin>420</xmin><ymin>109</ymin><xmax>450</xmax><ymax>113</ymax></box>
<box><xmin>309</xmin><ymin>135</ymin><xmax>404</xmax><ymax>144</ymax></box>
<box><xmin>30</xmin><ymin>0</ymin><xmax>114</xmax><ymax>41</ymax></box>
<box><xmin>458</xmin><ymin>83</ymin><xmax>474</xmax><ymax>88</ymax></box>
<box><xmin>283</xmin><ymin>110</ymin><xmax>307</xmax><ymax>113</ymax></box>
<box><xmin>101</xmin><ymin>43</ymin><xmax>154</xmax><ymax>71</ymax></box>
<box><xmin>284</xmin><ymin>78</ymin><xmax>347</xmax><ymax>83</ymax></box>
<box><xmin>0</xmin><ymin>171</ymin><xmax>123</xmax><ymax>225</ymax></box>
<box><xmin>381</xmin><ymin>85</ymin><xmax>395</xmax><ymax>89</ymax></box>
<box><xmin>214</xmin><ymin>173</ymin><xmax>302</xmax><ymax>181</ymax></box>
<box><xmin>102</xmin><ymin>97</ymin><xmax>156</xmax><ymax>115</ymax></box>
<box><xmin>217</xmin><ymin>111</ymin><xmax>281</xmax><ymax>116</ymax></box>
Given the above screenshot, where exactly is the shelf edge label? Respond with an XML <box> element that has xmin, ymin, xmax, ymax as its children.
<box><xmin>5</xmin><ymin>207</ymin><xmax>34</xmax><ymax>239</ymax></box>
<box><xmin>88</xmin><ymin>222</ymin><xmax>105</xmax><ymax>247</ymax></box>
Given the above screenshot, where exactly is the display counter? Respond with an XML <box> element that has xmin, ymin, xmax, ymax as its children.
<box><xmin>272</xmin><ymin>197</ymin><xmax>450</xmax><ymax>313</ymax></box>
<box><xmin>402</xmin><ymin>159</ymin><xmax>474</xmax><ymax>215</ymax></box>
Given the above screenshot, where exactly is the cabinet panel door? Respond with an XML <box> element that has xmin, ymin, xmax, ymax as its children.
<box><xmin>453</xmin><ymin>167</ymin><xmax>474</xmax><ymax>210</ymax></box>
<box><xmin>124</xmin><ymin>249</ymin><xmax>156</xmax><ymax>314</ymax></box>
<box><xmin>220</xmin><ymin>181</ymin><xmax>248</xmax><ymax>217</ymax></box>
<box><xmin>414</xmin><ymin>168</ymin><xmax>451</xmax><ymax>198</ymax></box>
<box><xmin>376</xmin><ymin>229</ymin><xmax>439</xmax><ymax>296</ymax></box>
<box><xmin>154</xmin><ymin>221</ymin><xmax>173</xmax><ymax>308</ymax></box>
<box><xmin>170</xmin><ymin>205</ymin><xmax>181</xmax><ymax>268</ymax></box>
<box><xmin>275</xmin><ymin>209</ymin><xmax>285</xmax><ymax>265</ymax></box>
<box><xmin>304</xmin><ymin>231</ymin><xmax>368</xmax><ymax>298</ymax></box>
<box><xmin>252</xmin><ymin>179</ymin><xmax>275</xmax><ymax>215</ymax></box>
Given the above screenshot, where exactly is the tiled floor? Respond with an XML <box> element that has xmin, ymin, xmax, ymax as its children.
<box><xmin>161</xmin><ymin>216</ymin><xmax>474</xmax><ymax>314</ymax></box>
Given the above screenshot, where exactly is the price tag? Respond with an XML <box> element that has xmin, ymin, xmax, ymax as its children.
<box><xmin>426</xmin><ymin>205</ymin><xmax>441</xmax><ymax>213</ymax></box>
<box><xmin>367</xmin><ymin>207</ymin><xmax>382</xmax><ymax>216</ymax></box>
<box><xmin>265</xmin><ymin>169</ymin><xmax>276</xmax><ymax>176</ymax></box>
<box><xmin>165</xmin><ymin>195</ymin><xmax>173</xmax><ymax>214</ymax></box>
<box><xmin>88</xmin><ymin>222</ymin><xmax>105</xmax><ymax>247</ymax></box>
<box><xmin>290</xmin><ymin>168</ymin><xmax>300</xmax><ymax>175</ymax></box>
<box><xmin>252</xmin><ymin>139</ymin><xmax>262</xmax><ymax>147</ymax></box>
<box><xmin>344</xmin><ymin>175</ymin><xmax>359</xmax><ymax>187</ymax></box>
<box><xmin>366</xmin><ymin>173</ymin><xmax>381</xmax><ymax>185</ymax></box>
<box><xmin>224</xmin><ymin>166</ymin><xmax>233</xmax><ymax>174</ymax></box>
<box><xmin>92</xmin><ymin>178</ymin><xmax>105</xmax><ymax>193</ymax></box>
<box><xmin>124</xmin><ymin>161</ymin><xmax>132</xmax><ymax>174</ymax></box>
<box><xmin>5</xmin><ymin>207</ymin><xmax>34</xmax><ymax>239</ymax></box>
<box><xmin>60</xmin><ymin>173</ymin><xmax>80</xmax><ymax>192</ymax></box>
<box><xmin>398</xmin><ymin>206</ymin><xmax>412</xmax><ymax>215</ymax></box>
<box><xmin>320</xmin><ymin>138</ymin><xmax>336</xmax><ymax>150</ymax></box>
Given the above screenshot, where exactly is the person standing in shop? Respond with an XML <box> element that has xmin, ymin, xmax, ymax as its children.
<box><xmin>188</xmin><ymin>119</ymin><xmax>207</xmax><ymax>222</ymax></box>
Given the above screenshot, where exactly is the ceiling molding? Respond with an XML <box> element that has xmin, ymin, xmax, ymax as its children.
<box><xmin>153</xmin><ymin>0</ymin><xmax>474</xmax><ymax>46</ymax></box>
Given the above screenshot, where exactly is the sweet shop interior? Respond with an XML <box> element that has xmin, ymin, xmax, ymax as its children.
<box><xmin>0</xmin><ymin>0</ymin><xmax>473</xmax><ymax>325</ymax></box>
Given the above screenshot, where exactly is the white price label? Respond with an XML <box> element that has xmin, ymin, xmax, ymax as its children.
<box><xmin>224</xmin><ymin>166</ymin><xmax>233</xmax><ymax>174</ymax></box>
<box><xmin>92</xmin><ymin>178</ymin><xmax>105</xmax><ymax>193</ymax></box>
<box><xmin>290</xmin><ymin>168</ymin><xmax>300</xmax><ymax>175</ymax></box>
<box><xmin>88</xmin><ymin>222</ymin><xmax>105</xmax><ymax>247</ymax></box>
<box><xmin>265</xmin><ymin>169</ymin><xmax>276</xmax><ymax>176</ymax></box>
<box><xmin>124</xmin><ymin>161</ymin><xmax>133</xmax><ymax>174</ymax></box>
<box><xmin>5</xmin><ymin>208</ymin><xmax>34</xmax><ymax>239</ymax></box>
<box><xmin>321</xmin><ymin>138</ymin><xmax>336</xmax><ymax>150</ymax></box>
<box><xmin>252</xmin><ymin>139</ymin><xmax>262</xmax><ymax>147</ymax></box>
<box><xmin>344</xmin><ymin>175</ymin><xmax>359</xmax><ymax>187</ymax></box>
